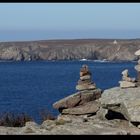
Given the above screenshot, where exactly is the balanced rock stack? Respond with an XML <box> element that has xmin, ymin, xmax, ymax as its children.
<box><xmin>119</xmin><ymin>69</ymin><xmax>136</xmax><ymax>88</ymax></box>
<box><xmin>135</xmin><ymin>49</ymin><xmax>140</xmax><ymax>86</ymax></box>
<box><xmin>76</xmin><ymin>65</ymin><xmax>96</xmax><ymax>91</ymax></box>
<box><xmin>53</xmin><ymin>65</ymin><xmax>102</xmax><ymax>115</ymax></box>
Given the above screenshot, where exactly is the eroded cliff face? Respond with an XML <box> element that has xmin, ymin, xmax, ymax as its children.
<box><xmin>0</xmin><ymin>39</ymin><xmax>140</xmax><ymax>61</ymax></box>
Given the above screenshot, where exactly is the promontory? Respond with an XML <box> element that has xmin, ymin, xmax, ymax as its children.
<box><xmin>0</xmin><ymin>39</ymin><xmax>140</xmax><ymax>61</ymax></box>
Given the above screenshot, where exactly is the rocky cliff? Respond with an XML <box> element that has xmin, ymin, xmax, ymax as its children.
<box><xmin>0</xmin><ymin>39</ymin><xmax>140</xmax><ymax>61</ymax></box>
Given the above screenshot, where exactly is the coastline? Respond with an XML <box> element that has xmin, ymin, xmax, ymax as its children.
<box><xmin>0</xmin><ymin>39</ymin><xmax>140</xmax><ymax>61</ymax></box>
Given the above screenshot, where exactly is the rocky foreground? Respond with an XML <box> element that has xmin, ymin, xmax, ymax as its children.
<box><xmin>1</xmin><ymin>64</ymin><xmax>140</xmax><ymax>135</ymax></box>
<box><xmin>0</xmin><ymin>39</ymin><xmax>140</xmax><ymax>61</ymax></box>
<box><xmin>1</xmin><ymin>87</ymin><xmax>140</xmax><ymax>135</ymax></box>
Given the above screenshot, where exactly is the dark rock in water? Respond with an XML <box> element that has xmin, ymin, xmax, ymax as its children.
<box><xmin>53</xmin><ymin>89</ymin><xmax>102</xmax><ymax>112</ymax></box>
<box><xmin>62</xmin><ymin>100</ymin><xmax>100</xmax><ymax>115</ymax></box>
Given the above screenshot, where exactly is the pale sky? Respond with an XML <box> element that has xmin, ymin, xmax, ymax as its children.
<box><xmin>0</xmin><ymin>3</ymin><xmax>140</xmax><ymax>41</ymax></box>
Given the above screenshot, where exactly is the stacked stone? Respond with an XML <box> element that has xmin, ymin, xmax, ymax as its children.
<box><xmin>135</xmin><ymin>49</ymin><xmax>140</xmax><ymax>86</ymax></box>
<box><xmin>119</xmin><ymin>69</ymin><xmax>136</xmax><ymax>88</ymax></box>
<box><xmin>53</xmin><ymin>64</ymin><xmax>102</xmax><ymax>116</ymax></box>
<box><xmin>76</xmin><ymin>65</ymin><xmax>96</xmax><ymax>91</ymax></box>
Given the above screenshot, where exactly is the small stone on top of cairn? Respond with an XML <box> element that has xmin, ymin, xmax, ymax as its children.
<box><xmin>119</xmin><ymin>69</ymin><xmax>136</xmax><ymax>88</ymax></box>
<box><xmin>76</xmin><ymin>65</ymin><xmax>96</xmax><ymax>91</ymax></box>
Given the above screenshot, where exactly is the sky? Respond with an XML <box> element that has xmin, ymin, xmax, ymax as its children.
<box><xmin>0</xmin><ymin>3</ymin><xmax>140</xmax><ymax>41</ymax></box>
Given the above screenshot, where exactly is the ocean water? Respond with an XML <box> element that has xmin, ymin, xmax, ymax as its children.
<box><xmin>0</xmin><ymin>60</ymin><xmax>137</xmax><ymax>123</ymax></box>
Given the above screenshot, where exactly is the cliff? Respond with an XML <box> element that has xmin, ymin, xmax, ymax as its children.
<box><xmin>0</xmin><ymin>39</ymin><xmax>140</xmax><ymax>61</ymax></box>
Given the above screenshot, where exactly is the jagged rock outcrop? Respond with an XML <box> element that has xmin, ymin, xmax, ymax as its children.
<box><xmin>53</xmin><ymin>89</ymin><xmax>102</xmax><ymax>113</ymax></box>
<box><xmin>0</xmin><ymin>39</ymin><xmax>140</xmax><ymax>61</ymax></box>
<box><xmin>61</xmin><ymin>101</ymin><xmax>100</xmax><ymax>115</ymax></box>
<box><xmin>1</xmin><ymin>115</ymin><xmax>140</xmax><ymax>135</ymax></box>
<box><xmin>0</xmin><ymin>47</ymin><xmax>23</xmax><ymax>61</ymax></box>
<box><xmin>100</xmin><ymin>87</ymin><xmax>140</xmax><ymax>122</ymax></box>
<box><xmin>51</xmin><ymin>64</ymin><xmax>140</xmax><ymax>134</ymax></box>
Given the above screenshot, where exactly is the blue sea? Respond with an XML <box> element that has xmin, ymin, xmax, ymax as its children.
<box><xmin>0</xmin><ymin>60</ymin><xmax>137</xmax><ymax>123</ymax></box>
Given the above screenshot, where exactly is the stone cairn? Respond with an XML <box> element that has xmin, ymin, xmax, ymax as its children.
<box><xmin>53</xmin><ymin>64</ymin><xmax>102</xmax><ymax>116</ymax></box>
<box><xmin>119</xmin><ymin>69</ymin><xmax>136</xmax><ymax>88</ymax></box>
<box><xmin>135</xmin><ymin>49</ymin><xmax>140</xmax><ymax>86</ymax></box>
<box><xmin>76</xmin><ymin>64</ymin><xmax>96</xmax><ymax>91</ymax></box>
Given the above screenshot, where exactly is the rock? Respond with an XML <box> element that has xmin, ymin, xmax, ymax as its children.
<box><xmin>100</xmin><ymin>87</ymin><xmax>140</xmax><ymax>122</ymax></box>
<box><xmin>76</xmin><ymin>84</ymin><xmax>96</xmax><ymax>91</ymax></box>
<box><xmin>46</xmin><ymin>117</ymin><xmax>138</xmax><ymax>135</ymax></box>
<box><xmin>138</xmin><ymin>59</ymin><xmax>140</xmax><ymax>64</ymax></box>
<box><xmin>1</xmin><ymin>47</ymin><xmax>23</xmax><ymax>61</ymax></box>
<box><xmin>135</xmin><ymin>49</ymin><xmax>140</xmax><ymax>56</ymax></box>
<box><xmin>41</xmin><ymin>120</ymin><xmax>56</xmax><ymax>130</ymax></box>
<box><xmin>57</xmin><ymin>114</ymin><xmax>85</xmax><ymax>123</ymax></box>
<box><xmin>80</xmin><ymin>65</ymin><xmax>91</xmax><ymax>76</ymax></box>
<box><xmin>24</xmin><ymin>121</ymin><xmax>40</xmax><ymax>130</ymax></box>
<box><xmin>135</xmin><ymin>65</ymin><xmax>140</xmax><ymax>72</ymax></box>
<box><xmin>78</xmin><ymin>79</ymin><xmax>92</xmax><ymax>85</ymax></box>
<box><xmin>55</xmin><ymin>119</ymin><xmax>71</xmax><ymax>125</ymax></box>
<box><xmin>136</xmin><ymin>72</ymin><xmax>140</xmax><ymax>86</ymax></box>
<box><xmin>21</xmin><ymin>121</ymin><xmax>40</xmax><ymax>134</ymax></box>
<box><xmin>53</xmin><ymin>89</ymin><xmax>102</xmax><ymax>111</ymax></box>
<box><xmin>96</xmin><ymin>108</ymin><xmax>108</xmax><ymax>120</ymax></box>
<box><xmin>122</xmin><ymin>69</ymin><xmax>128</xmax><ymax>76</ymax></box>
<box><xmin>0</xmin><ymin>126</ymin><xmax>22</xmax><ymax>135</ymax></box>
<box><xmin>62</xmin><ymin>101</ymin><xmax>100</xmax><ymax>115</ymax></box>
<box><xmin>80</xmin><ymin>75</ymin><xmax>91</xmax><ymax>80</ymax></box>
<box><xmin>122</xmin><ymin>76</ymin><xmax>136</xmax><ymax>82</ymax></box>
<box><xmin>137</xmin><ymin>125</ymin><xmax>140</xmax><ymax>129</ymax></box>
<box><xmin>57</xmin><ymin>115</ymin><xmax>73</xmax><ymax>123</ymax></box>
<box><xmin>0</xmin><ymin>114</ymin><xmax>140</xmax><ymax>134</ymax></box>
<box><xmin>119</xmin><ymin>69</ymin><xmax>136</xmax><ymax>88</ymax></box>
<box><xmin>119</xmin><ymin>81</ymin><xmax>137</xmax><ymax>88</ymax></box>
<box><xmin>76</xmin><ymin>65</ymin><xmax>97</xmax><ymax>91</ymax></box>
<box><xmin>79</xmin><ymin>90</ymin><xmax>101</xmax><ymax>105</ymax></box>
<box><xmin>135</xmin><ymin>59</ymin><xmax>140</xmax><ymax>86</ymax></box>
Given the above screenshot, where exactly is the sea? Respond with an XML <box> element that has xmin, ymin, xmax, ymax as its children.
<box><xmin>0</xmin><ymin>60</ymin><xmax>137</xmax><ymax>123</ymax></box>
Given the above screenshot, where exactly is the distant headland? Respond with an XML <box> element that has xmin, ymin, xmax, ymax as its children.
<box><xmin>0</xmin><ymin>38</ymin><xmax>140</xmax><ymax>61</ymax></box>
